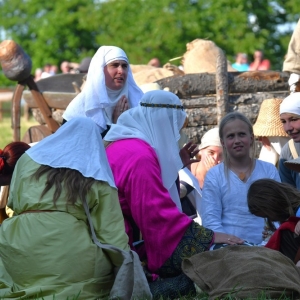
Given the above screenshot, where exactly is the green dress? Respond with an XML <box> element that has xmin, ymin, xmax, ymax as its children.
<box><xmin>0</xmin><ymin>154</ymin><xmax>129</xmax><ymax>299</ymax></box>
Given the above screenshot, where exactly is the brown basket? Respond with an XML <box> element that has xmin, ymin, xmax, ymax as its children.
<box><xmin>253</xmin><ymin>98</ymin><xmax>289</xmax><ymax>137</ymax></box>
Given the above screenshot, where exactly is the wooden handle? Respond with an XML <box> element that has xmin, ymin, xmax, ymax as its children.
<box><xmin>0</xmin><ymin>40</ymin><xmax>32</xmax><ymax>81</ymax></box>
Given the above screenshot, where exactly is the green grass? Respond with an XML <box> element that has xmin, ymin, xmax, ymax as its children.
<box><xmin>0</xmin><ymin>101</ymin><xmax>38</xmax><ymax>149</ymax></box>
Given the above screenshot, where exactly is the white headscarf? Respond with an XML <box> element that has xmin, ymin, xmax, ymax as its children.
<box><xmin>26</xmin><ymin>117</ymin><xmax>116</xmax><ymax>188</ymax></box>
<box><xmin>104</xmin><ymin>90</ymin><xmax>187</xmax><ymax>210</ymax></box>
<box><xmin>280</xmin><ymin>92</ymin><xmax>300</xmax><ymax>116</ymax></box>
<box><xmin>63</xmin><ymin>46</ymin><xmax>144</xmax><ymax>132</ymax></box>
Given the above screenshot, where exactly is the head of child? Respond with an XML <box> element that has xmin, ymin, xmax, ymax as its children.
<box><xmin>219</xmin><ymin>112</ymin><xmax>255</xmax><ymax>166</ymax></box>
<box><xmin>0</xmin><ymin>141</ymin><xmax>30</xmax><ymax>186</ymax></box>
<box><xmin>196</xmin><ymin>128</ymin><xmax>223</xmax><ymax>165</ymax></box>
<box><xmin>248</xmin><ymin>179</ymin><xmax>299</xmax><ymax>226</ymax></box>
<box><xmin>280</xmin><ymin>92</ymin><xmax>300</xmax><ymax>142</ymax></box>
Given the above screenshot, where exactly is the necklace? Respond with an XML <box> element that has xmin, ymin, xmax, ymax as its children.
<box><xmin>230</xmin><ymin>159</ymin><xmax>253</xmax><ymax>182</ymax></box>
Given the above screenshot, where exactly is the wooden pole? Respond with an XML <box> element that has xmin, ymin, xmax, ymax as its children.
<box><xmin>11</xmin><ymin>83</ymin><xmax>25</xmax><ymax>141</ymax></box>
<box><xmin>216</xmin><ymin>48</ymin><xmax>228</xmax><ymax>125</ymax></box>
<box><xmin>25</xmin><ymin>77</ymin><xmax>60</xmax><ymax>133</ymax></box>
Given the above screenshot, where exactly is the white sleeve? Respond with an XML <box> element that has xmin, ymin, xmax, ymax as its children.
<box><xmin>200</xmin><ymin>169</ymin><xmax>224</xmax><ymax>232</ymax></box>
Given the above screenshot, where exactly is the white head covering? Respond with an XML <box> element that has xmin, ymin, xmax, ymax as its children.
<box><xmin>63</xmin><ymin>46</ymin><xmax>144</xmax><ymax>132</ymax></box>
<box><xmin>279</xmin><ymin>92</ymin><xmax>300</xmax><ymax>116</ymax></box>
<box><xmin>199</xmin><ymin>127</ymin><xmax>222</xmax><ymax>150</ymax></box>
<box><xmin>104</xmin><ymin>90</ymin><xmax>186</xmax><ymax>210</ymax></box>
<box><xmin>26</xmin><ymin>117</ymin><xmax>116</xmax><ymax>188</ymax></box>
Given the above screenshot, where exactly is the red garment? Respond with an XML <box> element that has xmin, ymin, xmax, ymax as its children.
<box><xmin>106</xmin><ymin>138</ymin><xmax>193</xmax><ymax>273</ymax></box>
<box><xmin>249</xmin><ymin>59</ymin><xmax>270</xmax><ymax>71</ymax></box>
<box><xmin>265</xmin><ymin>217</ymin><xmax>300</xmax><ymax>250</ymax></box>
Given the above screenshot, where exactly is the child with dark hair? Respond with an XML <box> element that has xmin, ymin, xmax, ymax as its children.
<box><xmin>248</xmin><ymin>178</ymin><xmax>300</xmax><ymax>265</ymax></box>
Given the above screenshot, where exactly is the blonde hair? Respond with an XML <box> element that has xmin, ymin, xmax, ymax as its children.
<box><xmin>219</xmin><ymin>112</ymin><xmax>256</xmax><ymax>178</ymax></box>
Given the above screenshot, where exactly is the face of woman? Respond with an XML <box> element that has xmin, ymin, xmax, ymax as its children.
<box><xmin>221</xmin><ymin>119</ymin><xmax>253</xmax><ymax>160</ymax></box>
<box><xmin>200</xmin><ymin>146</ymin><xmax>223</xmax><ymax>164</ymax></box>
<box><xmin>280</xmin><ymin>113</ymin><xmax>300</xmax><ymax>142</ymax></box>
<box><xmin>104</xmin><ymin>60</ymin><xmax>128</xmax><ymax>90</ymax></box>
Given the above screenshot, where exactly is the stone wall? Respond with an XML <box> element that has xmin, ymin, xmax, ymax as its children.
<box><xmin>181</xmin><ymin>90</ymin><xmax>290</xmax><ymax>148</ymax></box>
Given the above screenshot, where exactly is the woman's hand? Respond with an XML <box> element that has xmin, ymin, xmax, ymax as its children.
<box><xmin>295</xmin><ymin>221</ymin><xmax>300</xmax><ymax>236</ymax></box>
<box><xmin>179</xmin><ymin>141</ymin><xmax>199</xmax><ymax>170</ymax></box>
<box><xmin>203</xmin><ymin>154</ymin><xmax>218</xmax><ymax>172</ymax></box>
<box><xmin>262</xmin><ymin>225</ymin><xmax>274</xmax><ymax>241</ymax></box>
<box><xmin>262</xmin><ymin>226</ymin><xmax>269</xmax><ymax>240</ymax></box>
<box><xmin>112</xmin><ymin>95</ymin><xmax>129</xmax><ymax>123</ymax></box>
<box><xmin>214</xmin><ymin>232</ymin><xmax>244</xmax><ymax>245</ymax></box>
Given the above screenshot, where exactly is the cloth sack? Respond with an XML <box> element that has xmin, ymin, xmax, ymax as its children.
<box><xmin>182</xmin><ymin>245</ymin><xmax>300</xmax><ymax>299</ymax></box>
<box><xmin>83</xmin><ymin>199</ymin><xmax>152</xmax><ymax>300</ymax></box>
<box><xmin>109</xmin><ymin>250</ymin><xmax>152</xmax><ymax>300</ymax></box>
<box><xmin>182</xmin><ymin>39</ymin><xmax>236</xmax><ymax>74</ymax></box>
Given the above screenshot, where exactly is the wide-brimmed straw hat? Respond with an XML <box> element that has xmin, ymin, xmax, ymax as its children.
<box><xmin>284</xmin><ymin>157</ymin><xmax>300</xmax><ymax>172</ymax></box>
<box><xmin>253</xmin><ymin>98</ymin><xmax>289</xmax><ymax>137</ymax></box>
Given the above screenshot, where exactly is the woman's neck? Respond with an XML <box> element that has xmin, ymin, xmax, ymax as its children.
<box><xmin>229</xmin><ymin>156</ymin><xmax>252</xmax><ymax>169</ymax></box>
<box><xmin>228</xmin><ymin>156</ymin><xmax>254</xmax><ymax>182</ymax></box>
<box><xmin>191</xmin><ymin>162</ymin><xmax>206</xmax><ymax>189</ymax></box>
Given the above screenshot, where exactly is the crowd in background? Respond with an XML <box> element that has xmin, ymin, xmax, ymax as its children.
<box><xmin>231</xmin><ymin>49</ymin><xmax>271</xmax><ymax>72</ymax></box>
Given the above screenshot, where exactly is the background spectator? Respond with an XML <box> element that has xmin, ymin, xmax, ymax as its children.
<box><xmin>41</xmin><ymin>63</ymin><xmax>52</xmax><ymax>79</ymax></box>
<box><xmin>232</xmin><ymin>53</ymin><xmax>249</xmax><ymax>72</ymax></box>
<box><xmin>249</xmin><ymin>50</ymin><xmax>271</xmax><ymax>71</ymax></box>
<box><xmin>148</xmin><ymin>57</ymin><xmax>161</xmax><ymax>68</ymax></box>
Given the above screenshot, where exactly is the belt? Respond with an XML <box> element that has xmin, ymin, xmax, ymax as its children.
<box><xmin>19</xmin><ymin>210</ymin><xmax>58</xmax><ymax>214</ymax></box>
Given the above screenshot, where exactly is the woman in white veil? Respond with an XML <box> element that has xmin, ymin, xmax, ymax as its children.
<box><xmin>63</xmin><ymin>46</ymin><xmax>144</xmax><ymax>136</ymax></box>
<box><xmin>104</xmin><ymin>90</ymin><xmax>243</xmax><ymax>298</ymax></box>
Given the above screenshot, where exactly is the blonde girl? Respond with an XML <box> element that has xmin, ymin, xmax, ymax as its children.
<box><xmin>200</xmin><ymin>112</ymin><xmax>281</xmax><ymax>245</ymax></box>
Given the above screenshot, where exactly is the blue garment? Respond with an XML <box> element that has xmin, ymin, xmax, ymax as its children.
<box><xmin>200</xmin><ymin>160</ymin><xmax>281</xmax><ymax>244</ymax></box>
<box><xmin>279</xmin><ymin>141</ymin><xmax>300</xmax><ymax>189</ymax></box>
<box><xmin>232</xmin><ymin>63</ymin><xmax>249</xmax><ymax>72</ymax></box>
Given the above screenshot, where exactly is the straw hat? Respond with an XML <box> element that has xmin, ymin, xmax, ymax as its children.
<box><xmin>253</xmin><ymin>98</ymin><xmax>289</xmax><ymax>137</ymax></box>
<box><xmin>284</xmin><ymin>157</ymin><xmax>300</xmax><ymax>172</ymax></box>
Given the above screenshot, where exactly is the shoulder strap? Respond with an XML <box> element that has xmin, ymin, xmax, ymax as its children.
<box><xmin>83</xmin><ymin>199</ymin><xmax>126</xmax><ymax>256</ymax></box>
<box><xmin>289</xmin><ymin>139</ymin><xmax>299</xmax><ymax>159</ymax></box>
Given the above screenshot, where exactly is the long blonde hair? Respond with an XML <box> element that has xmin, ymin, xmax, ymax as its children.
<box><xmin>219</xmin><ymin>112</ymin><xmax>256</xmax><ymax>178</ymax></box>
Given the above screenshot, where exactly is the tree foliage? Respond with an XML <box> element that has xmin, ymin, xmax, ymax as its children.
<box><xmin>0</xmin><ymin>0</ymin><xmax>299</xmax><ymax>77</ymax></box>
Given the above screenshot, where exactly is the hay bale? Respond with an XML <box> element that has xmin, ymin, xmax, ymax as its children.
<box><xmin>182</xmin><ymin>39</ymin><xmax>235</xmax><ymax>74</ymax></box>
<box><xmin>130</xmin><ymin>64</ymin><xmax>156</xmax><ymax>74</ymax></box>
<box><xmin>133</xmin><ymin>68</ymin><xmax>177</xmax><ymax>86</ymax></box>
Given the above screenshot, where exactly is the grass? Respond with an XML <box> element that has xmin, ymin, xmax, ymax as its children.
<box><xmin>0</xmin><ymin>101</ymin><xmax>38</xmax><ymax>149</ymax></box>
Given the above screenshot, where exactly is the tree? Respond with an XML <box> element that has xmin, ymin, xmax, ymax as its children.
<box><xmin>88</xmin><ymin>0</ymin><xmax>299</xmax><ymax>70</ymax></box>
<box><xmin>0</xmin><ymin>0</ymin><xmax>299</xmax><ymax>76</ymax></box>
<box><xmin>0</xmin><ymin>0</ymin><xmax>98</xmax><ymax>71</ymax></box>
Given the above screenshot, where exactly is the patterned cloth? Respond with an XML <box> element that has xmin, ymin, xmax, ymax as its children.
<box><xmin>149</xmin><ymin>273</ymin><xmax>196</xmax><ymax>299</ymax></box>
<box><xmin>147</xmin><ymin>222</ymin><xmax>213</xmax><ymax>299</ymax></box>
<box><xmin>158</xmin><ymin>221</ymin><xmax>214</xmax><ymax>277</ymax></box>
